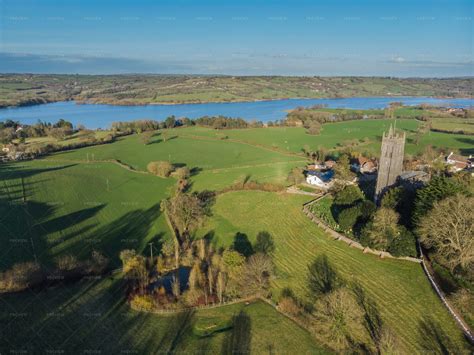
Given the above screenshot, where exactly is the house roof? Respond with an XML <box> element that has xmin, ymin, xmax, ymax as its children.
<box><xmin>307</xmin><ymin>169</ymin><xmax>334</xmax><ymax>182</ymax></box>
<box><xmin>454</xmin><ymin>161</ymin><xmax>468</xmax><ymax>169</ymax></box>
<box><xmin>399</xmin><ymin>170</ymin><xmax>428</xmax><ymax>180</ymax></box>
<box><xmin>448</xmin><ymin>152</ymin><xmax>469</xmax><ymax>163</ymax></box>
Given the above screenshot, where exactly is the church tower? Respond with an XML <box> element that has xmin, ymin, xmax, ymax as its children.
<box><xmin>375</xmin><ymin>124</ymin><xmax>405</xmax><ymax>202</ymax></box>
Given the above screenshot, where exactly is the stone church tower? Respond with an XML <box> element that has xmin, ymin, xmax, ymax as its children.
<box><xmin>375</xmin><ymin>124</ymin><xmax>405</xmax><ymax>202</ymax></box>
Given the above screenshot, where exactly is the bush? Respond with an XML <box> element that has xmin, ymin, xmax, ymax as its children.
<box><xmin>56</xmin><ymin>254</ymin><xmax>80</xmax><ymax>271</ymax></box>
<box><xmin>0</xmin><ymin>262</ymin><xmax>43</xmax><ymax>292</ymax></box>
<box><xmin>387</xmin><ymin>227</ymin><xmax>417</xmax><ymax>257</ymax></box>
<box><xmin>147</xmin><ymin>161</ymin><xmax>174</xmax><ymax>177</ymax></box>
<box><xmin>254</xmin><ymin>231</ymin><xmax>275</xmax><ymax>255</ymax></box>
<box><xmin>130</xmin><ymin>294</ymin><xmax>155</xmax><ymax>311</ymax></box>
<box><xmin>337</xmin><ymin>205</ymin><xmax>362</xmax><ymax>232</ymax></box>
<box><xmin>333</xmin><ymin>185</ymin><xmax>364</xmax><ymax>206</ymax></box>
<box><xmin>175</xmin><ymin>166</ymin><xmax>190</xmax><ymax>180</ymax></box>
<box><xmin>278</xmin><ymin>297</ymin><xmax>301</xmax><ymax>316</ymax></box>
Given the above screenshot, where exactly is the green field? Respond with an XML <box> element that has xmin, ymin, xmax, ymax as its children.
<box><xmin>0</xmin><ymin>275</ymin><xmax>324</xmax><ymax>354</ymax></box>
<box><xmin>36</xmin><ymin>120</ymin><xmax>473</xmax><ymax>194</ymax></box>
<box><xmin>44</xmin><ymin>131</ymin><xmax>305</xmax><ymax>191</ymax></box>
<box><xmin>197</xmin><ymin>191</ymin><xmax>469</xmax><ymax>353</ymax></box>
<box><xmin>0</xmin><ymin>160</ymin><xmax>174</xmax><ymax>270</ymax></box>
<box><xmin>0</xmin><ymin>118</ymin><xmax>471</xmax><ymax>352</ymax></box>
<box><xmin>1</xmin><ymin>74</ymin><xmax>472</xmax><ymax>107</ymax></box>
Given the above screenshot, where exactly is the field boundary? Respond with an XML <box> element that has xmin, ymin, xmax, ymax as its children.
<box><xmin>304</xmin><ymin>195</ymin><xmax>474</xmax><ymax>343</ymax></box>
<box><xmin>302</xmin><ymin>195</ymin><xmax>422</xmax><ymax>263</ymax></box>
<box><xmin>130</xmin><ymin>294</ymin><xmax>313</xmax><ymax>337</ymax></box>
<box><xmin>419</xmin><ymin>247</ymin><xmax>474</xmax><ymax>344</ymax></box>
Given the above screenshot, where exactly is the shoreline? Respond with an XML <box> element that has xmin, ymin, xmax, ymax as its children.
<box><xmin>1</xmin><ymin>94</ymin><xmax>473</xmax><ymax>110</ymax></box>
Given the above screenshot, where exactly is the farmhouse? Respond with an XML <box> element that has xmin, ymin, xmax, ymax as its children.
<box><xmin>446</xmin><ymin>152</ymin><xmax>472</xmax><ymax>172</ymax></box>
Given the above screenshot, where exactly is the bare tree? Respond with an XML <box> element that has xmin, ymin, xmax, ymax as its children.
<box><xmin>241</xmin><ymin>253</ymin><xmax>274</xmax><ymax>296</ymax></box>
<box><xmin>217</xmin><ymin>271</ymin><xmax>226</xmax><ymax>303</ymax></box>
<box><xmin>161</xmin><ymin>192</ymin><xmax>206</xmax><ymax>247</ymax></box>
<box><xmin>418</xmin><ymin>194</ymin><xmax>473</xmax><ymax>272</ymax></box>
<box><xmin>311</xmin><ymin>288</ymin><xmax>367</xmax><ymax>352</ymax></box>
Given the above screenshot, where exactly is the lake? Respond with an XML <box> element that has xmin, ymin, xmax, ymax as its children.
<box><xmin>1</xmin><ymin>97</ymin><xmax>473</xmax><ymax>129</ymax></box>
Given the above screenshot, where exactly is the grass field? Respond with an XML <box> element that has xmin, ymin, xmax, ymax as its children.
<box><xmin>196</xmin><ymin>191</ymin><xmax>469</xmax><ymax>353</ymax></box>
<box><xmin>44</xmin><ymin>131</ymin><xmax>305</xmax><ymax>190</ymax></box>
<box><xmin>167</xmin><ymin>121</ymin><xmax>473</xmax><ymax>156</ymax></box>
<box><xmin>430</xmin><ymin>117</ymin><xmax>474</xmax><ymax>135</ymax></box>
<box><xmin>1</xmin><ymin>118</ymin><xmax>472</xmax><ymax>352</ymax></box>
<box><xmin>1</xmin><ymin>74</ymin><xmax>472</xmax><ymax>107</ymax></box>
<box><xmin>0</xmin><ymin>160</ymin><xmax>174</xmax><ymax>270</ymax></box>
<box><xmin>36</xmin><ymin>120</ymin><xmax>473</xmax><ymax>194</ymax></box>
<box><xmin>0</xmin><ymin>275</ymin><xmax>325</xmax><ymax>354</ymax></box>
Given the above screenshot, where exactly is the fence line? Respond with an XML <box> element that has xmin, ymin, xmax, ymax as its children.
<box><xmin>419</xmin><ymin>248</ymin><xmax>474</xmax><ymax>344</ymax></box>
<box><xmin>304</xmin><ymin>195</ymin><xmax>473</xmax><ymax>343</ymax></box>
<box><xmin>130</xmin><ymin>296</ymin><xmax>258</xmax><ymax>314</ymax></box>
<box><xmin>302</xmin><ymin>196</ymin><xmax>421</xmax><ymax>263</ymax></box>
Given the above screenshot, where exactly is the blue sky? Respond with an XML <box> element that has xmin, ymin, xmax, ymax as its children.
<box><xmin>0</xmin><ymin>0</ymin><xmax>472</xmax><ymax>76</ymax></box>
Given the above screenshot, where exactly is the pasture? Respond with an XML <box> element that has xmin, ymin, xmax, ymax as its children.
<box><xmin>0</xmin><ymin>276</ymin><xmax>324</xmax><ymax>353</ymax></box>
<box><xmin>37</xmin><ymin>119</ymin><xmax>474</xmax><ymax>194</ymax></box>
<box><xmin>196</xmin><ymin>191</ymin><xmax>469</xmax><ymax>353</ymax></box>
<box><xmin>166</xmin><ymin>120</ymin><xmax>473</xmax><ymax>156</ymax></box>
<box><xmin>0</xmin><ymin>160</ymin><xmax>174</xmax><ymax>270</ymax></box>
<box><xmin>0</xmin><ymin>117</ymin><xmax>472</xmax><ymax>352</ymax></box>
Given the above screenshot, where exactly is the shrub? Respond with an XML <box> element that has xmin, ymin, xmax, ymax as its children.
<box><xmin>333</xmin><ymin>185</ymin><xmax>364</xmax><ymax>206</ymax></box>
<box><xmin>388</xmin><ymin>227</ymin><xmax>417</xmax><ymax>257</ymax></box>
<box><xmin>175</xmin><ymin>166</ymin><xmax>190</xmax><ymax>180</ymax></box>
<box><xmin>0</xmin><ymin>262</ymin><xmax>43</xmax><ymax>292</ymax></box>
<box><xmin>337</xmin><ymin>205</ymin><xmax>362</xmax><ymax>232</ymax></box>
<box><xmin>147</xmin><ymin>161</ymin><xmax>174</xmax><ymax>177</ymax></box>
<box><xmin>56</xmin><ymin>254</ymin><xmax>80</xmax><ymax>271</ymax></box>
<box><xmin>130</xmin><ymin>294</ymin><xmax>155</xmax><ymax>311</ymax></box>
<box><xmin>87</xmin><ymin>250</ymin><xmax>109</xmax><ymax>274</ymax></box>
<box><xmin>254</xmin><ymin>231</ymin><xmax>275</xmax><ymax>255</ymax></box>
<box><xmin>278</xmin><ymin>297</ymin><xmax>301</xmax><ymax>316</ymax></box>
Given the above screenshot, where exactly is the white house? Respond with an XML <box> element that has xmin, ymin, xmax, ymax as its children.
<box><xmin>305</xmin><ymin>170</ymin><xmax>334</xmax><ymax>188</ymax></box>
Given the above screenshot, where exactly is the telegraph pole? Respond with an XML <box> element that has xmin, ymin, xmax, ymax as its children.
<box><xmin>149</xmin><ymin>242</ymin><xmax>154</xmax><ymax>261</ymax></box>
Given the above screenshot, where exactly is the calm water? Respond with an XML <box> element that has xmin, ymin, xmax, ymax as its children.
<box><xmin>1</xmin><ymin>97</ymin><xmax>473</xmax><ymax>129</ymax></box>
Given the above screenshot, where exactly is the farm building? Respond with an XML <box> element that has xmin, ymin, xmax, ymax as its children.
<box><xmin>446</xmin><ymin>152</ymin><xmax>472</xmax><ymax>172</ymax></box>
<box><xmin>305</xmin><ymin>169</ymin><xmax>334</xmax><ymax>188</ymax></box>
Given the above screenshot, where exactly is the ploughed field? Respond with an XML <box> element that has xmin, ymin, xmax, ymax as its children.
<box><xmin>0</xmin><ymin>119</ymin><xmax>471</xmax><ymax>352</ymax></box>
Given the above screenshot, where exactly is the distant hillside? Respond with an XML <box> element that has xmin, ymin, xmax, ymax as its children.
<box><xmin>0</xmin><ymin>74</ymin><xmax>472</xmax><ymax>108</ymax></box>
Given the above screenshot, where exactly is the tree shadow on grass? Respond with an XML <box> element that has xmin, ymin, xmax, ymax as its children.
<box><xmin>60</xmin><ymin>203</ymin><xmax>164</xmax><ymax>268</ymax></box>
<box><xmin>232</xmin><ymin>232</ymin><xmax>254</xmax><ymax>257</ymax></box>
<box><xmin>353</xmin><ymin>283</ymin><xmax>383</xmax><ymax>350</ymax></box>
<box><xmin>221</xmin><ymin>310</ymin><xmax>252</xmax><ymax>355</ymax></box>
<box><xmin>0</xmin><ymin>162</ymin><xmax>77</xmax><ymax>181</ymax></box>
<box><xmin>455</xmin><ymin>137</ymin><xmax>474</xmax><ymax>155</ymax></box>
<box><xmin>418</xmin><ymin>316</ymin><xmax>460</xmax><ymax>354</ymax></box>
